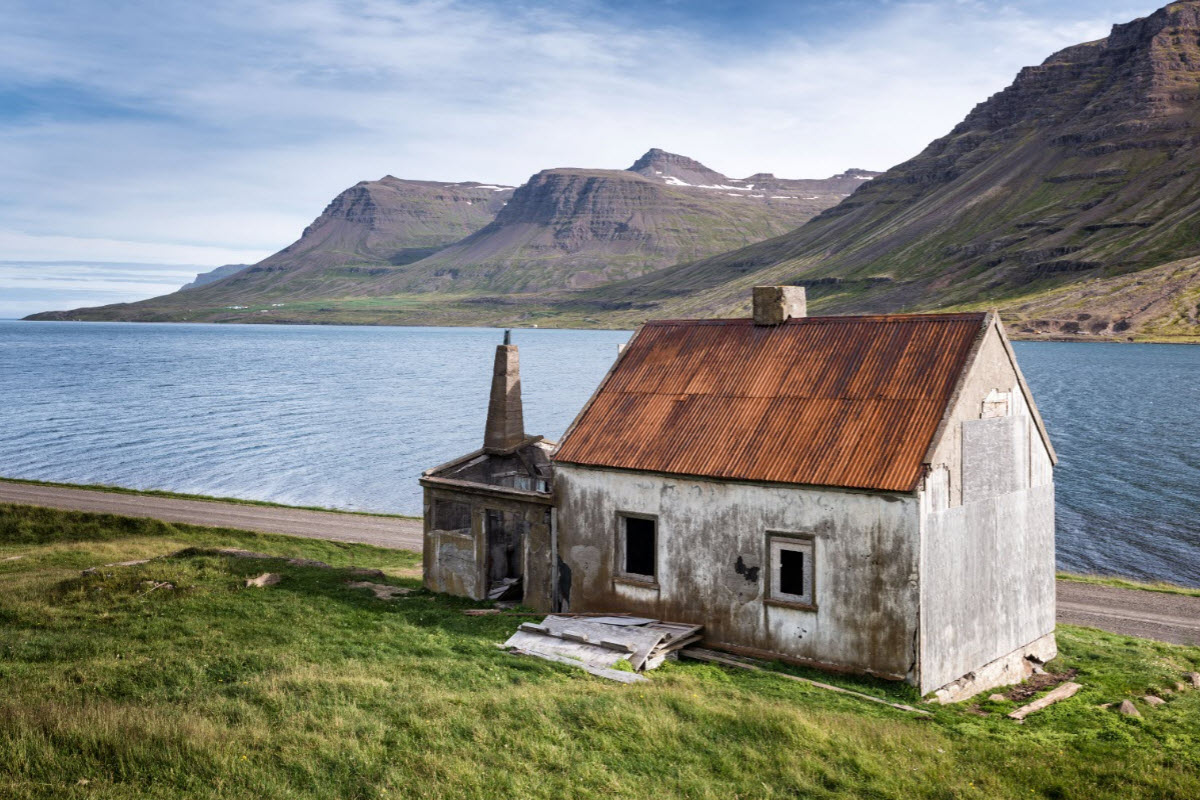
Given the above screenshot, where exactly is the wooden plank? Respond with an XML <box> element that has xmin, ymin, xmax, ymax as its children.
<box><xmin>1007</xmin><ymin>682</ymin><xmax>1082</xmax><ymax>721</ymax></box>
<box><xmin>541</xmin><ymin>617</ymin><xmax>668</xmax><ymax>671</ymax></box>
<box><xmin>509</xmin><ymin>648</ymin><xmax>648</xmax><ymax>684</ymax></box>
<box><xmin>589</xmin><ymin>616</ymin><xmax>659</xmax><ymax>626</ymax></box>
<box><xmin>681</xmin><ymin>648</ymin><xmax>931</xmax><ymax>716</ymax></box>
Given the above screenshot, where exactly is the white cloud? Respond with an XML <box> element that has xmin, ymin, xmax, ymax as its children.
<box><xmin>0</xmin><ymin>0</ymin><xmax>1167</xmax><ymax>315</ymax></box>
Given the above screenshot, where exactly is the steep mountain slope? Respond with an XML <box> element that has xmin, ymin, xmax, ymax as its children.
<box><xmin>32</xmin><ymin>152</ymin><xmax>872</xmax><ymax>321</ymax></box>
<box><xmin>381</xmin><ymin>160</ymin><xmax>855</xmax><ymax>293</ymax></box>
<box><xmin>574</xmin><ymin>2</ymin><xmax>1200</xmax><ymax>339</ymax></box>
<box><xmin>35</xmin><ymin>178</ymin><xmax>516</xmax><ymax>318</ymax></box>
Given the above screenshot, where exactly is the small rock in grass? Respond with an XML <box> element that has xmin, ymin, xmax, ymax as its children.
<box><xmin>987</xmin><ymin>693</ymin><xmax>1006</xmax><ymax>703</ymax></box>
<box><xmin>245</xmin><ymin>573</ymin><xmax>281</xmax><ymax>588</ymax></box>
<box><xmin>1</xmin><ymin>555</ymin><xmax>24</xmax><ymax>562</ymax></box>
<box><xmin>1118</xmin><ymin>700</ymin><xmax>1141</xmax><ymax>717</ymax></box>
<box><xmin>1099</xmin><ymin>703</ymin><xmax>1113</xmax><ymax>709</ymax></box>
<box><xmin>346</xmin><ymin>581</ymin><xmax>412</xmax><ymax>600</ymax></box>
<box><xmin>348</xmin><ymin>567</ymin><xmax>387</xmax><ymax>579</ymax></box>
<box><xmin>1176</xmin><ymin>681</ymin><xmax>1189</xmax><ymax>692</ymax></box>
<box><xmin>140</xmin><ymin>580</ymin><xmax>175</xmax><ymax>592</ymax></box>
<box><xmin>1143</xmin><ymin>695</ymin><xmax>1166</xmax><ymax>707</ymax></box>
<box><xmin>1187</xmin><ymin>672</ymin><xmax>1200</xmax><ymax>689</ymax></box>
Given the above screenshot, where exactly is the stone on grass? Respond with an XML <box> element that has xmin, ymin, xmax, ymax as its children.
<box><xmin>1</xmin><ymin>555</ymin><xmax>24</xmax><ymax>562</ymax></box>
<box><xmin>1187</xmin><ymin>672</ymin><xmax>1200</xmax><ymax>689</ymax></box>
<box><xmin>346</xmin><ymin>581</ymin><xmax>412</xmax><ymax>600</ymax></box>
<box><xmin>1117</xmin><ymin>700</ymin><xmax>1141</xmax><ymax>717</ymax></box>
<box><xmin>1176</xmin><ymin>682</ymin><xmax>1190</xmax><ymax>692</ymax></box>
<box><xmin>1143</xmin><ymin>695</ymin><xmax>1166</xmax><ymax>707</ymax></box>
<box><xmin>987</xmin><ymin>693</ymin><xmax>1007</xmax><ymax>703</ymax></box>
<box><xmin>348</xmin><ymin>567</ymin><xmax>388</xmax><ymax>579</ymax></box>
<box><xmin>245</xmin><ymin>573</ymin><xmax>281</xmax><ymax>588</ymax></box>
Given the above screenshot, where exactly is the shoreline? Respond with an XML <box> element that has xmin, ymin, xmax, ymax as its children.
<box><xmin>4</xmin><ymin>475</ymin><xmax>1197</xmax><ymax>594</ymax></box>
<box><xmin>11</xmin><ymin>316</ymin><xmax>1199</xmax><ymax>345</ymax></box>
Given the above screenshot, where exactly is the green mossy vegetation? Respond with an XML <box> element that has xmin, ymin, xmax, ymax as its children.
<box><xmin>1</xmin><ymin>503</ymin><xmax>1199</xmax><ymax>798</ymax></box>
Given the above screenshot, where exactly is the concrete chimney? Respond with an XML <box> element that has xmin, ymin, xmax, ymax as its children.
<box><xmin>484</xmin><ymin>330</ymin><xmax>526</xmax><ymax>452</ymax></box>
<box><xmin>753</xmin><ymin>286</ymin><xmax>806</xmax><ymax>325</ymax></box>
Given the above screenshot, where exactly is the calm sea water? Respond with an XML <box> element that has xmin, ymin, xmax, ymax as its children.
<box><xmin>0</xmin><ymin>320</ymin><xmax>1197</xmax><ymax>587</ymax></box>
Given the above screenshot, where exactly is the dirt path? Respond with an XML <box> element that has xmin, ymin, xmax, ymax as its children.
<box><xmin>0</xmin><ymin>481</ymin><xmax>423</xmax><ymax>551</ymax></box>
<box><xmin>1056</xmin><ymin>581</ymin><xmax>1200</xmax><ymax>646</ymax></box>
<box><xmin>3</xmin><ymin>479</ymin><xmax>1198</xmax><ymax>646</ymax></box>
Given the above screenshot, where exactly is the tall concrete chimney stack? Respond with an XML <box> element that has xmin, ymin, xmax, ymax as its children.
<box><xmin>752</xmin><ymin>286</ymin><xmax>806</xmax><ymax>326</ymax></box>
<box><xmin>484</xmin><ymin>329</ymin><xmax>525</xmax><ymax>452</ymax></box>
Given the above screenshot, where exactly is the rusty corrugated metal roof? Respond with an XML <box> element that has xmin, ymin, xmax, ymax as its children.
<box><xmin>553</xmin><ymin>312</ymin><xmax>988</xmax><ymax>492</ymax></box>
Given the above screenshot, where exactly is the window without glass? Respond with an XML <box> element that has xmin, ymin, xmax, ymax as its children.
<box><xmin>769</xmin><ymin>535</ymin><xmax>814</xmax><ymax>607</ymax></box>
<box><xmin>434</xmin><ymin>499</ymin><xmax>472</xmax><ymax>532</ymax></box>
<box><xmin>620</xmin><ymin>515</ymin><xmax>657</xmax><ymax>579</ymax></box>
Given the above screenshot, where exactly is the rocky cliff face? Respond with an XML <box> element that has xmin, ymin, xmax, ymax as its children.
<box><xmin>181</xmin><ymin>264</ymin><xmax>249</xmax><ymax>290</ymax></box>
<box><xmin>122</xmin><ymin>177</ymin><xmax>516</xmax><ymax>306</ymax></box>
<box><xmin>262</xmin><ymin>177</ymin><xmax>513</xmax><ymax>270</ymax></box>
<box><xmin>382</xmin><ymin>158</ymin><xmax>858</xmax><ymax>293</ymax></box>
<box><xmin>582</xmin><ymin>1</ymin><xmax>1200</xmax><ymax>340</ymax></box>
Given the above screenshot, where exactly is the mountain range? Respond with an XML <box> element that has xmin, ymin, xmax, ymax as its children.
<box><xmin>37</xmin><ymin>152</ymin><xmax>871</xmax><ymax>323</ymax></box>
<box><xmin>27</xmin><ymin>1</ymin><xmax>1200</xmax><ymax>341</ymax></box>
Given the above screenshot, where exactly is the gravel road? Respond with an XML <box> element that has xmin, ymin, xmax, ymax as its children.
<box><xmin>0</xmin><ymin>480</ymin><xmax>422</xmax><ymax>551</ymax></box>
<box><xmin>3</xmin><ymin>480</ymin><xmax>1197</xmax><ymax>646</ymax></box>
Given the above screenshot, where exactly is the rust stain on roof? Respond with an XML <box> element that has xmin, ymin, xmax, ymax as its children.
<box><xmin>553</xmin><ymin>313</ymin><xmax>988</xmax><ymax>492</ymax></box>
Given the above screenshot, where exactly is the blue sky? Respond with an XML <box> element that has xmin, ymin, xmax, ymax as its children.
<box><xmin>0</xmin><ymin>0</ymin><xmax>1165</xmax><ymax>317</ymax></box>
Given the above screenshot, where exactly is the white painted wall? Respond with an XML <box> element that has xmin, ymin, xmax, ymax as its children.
<box><xmin>917</xmin><ymin>322</ymin><xmax>1057</xmax><ymax>693</ymax></box>
<box><xmin>555</xmin><ymin>465</ymin><xmax>923</xmax><ymax>679</ymax></box>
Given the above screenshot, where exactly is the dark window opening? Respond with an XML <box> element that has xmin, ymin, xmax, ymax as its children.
<box><xmin>778</xmin><ymin>548</ymin><xmax>805</xmax><ymax>596</ymax></box>
<box><xmin>435</xmin><ymin>499</ymin><xmax>471</xmax><ymax>531</ymax></box>
<box><xmin>623</xmin><ymin>517</ymin><xmax>656</xmax><ymax>578</ymax></box>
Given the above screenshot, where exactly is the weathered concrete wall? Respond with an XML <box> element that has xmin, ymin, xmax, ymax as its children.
<box><xmin>918</xmin><ymin>321</ymin><xmax>1057</xmax><ymax>695</ymax></box>
<box><xmin>422</xmin><ymin>485</ymin><xmax>554</xmax><ymax>610</ymax></box>
<box><xmin>423</xmin><ymin>486</ymin><xmax>485</xmax><ymax>599</ymax></box>
<box><xmin>555</xmin><ymin>465</ymin><xmax>921</xmax><ymax>679</ymax></box>
<box><xmin>919</xmin><ymin>484</ymin><xmax>1056</xmax><ymax>693</ymax></box>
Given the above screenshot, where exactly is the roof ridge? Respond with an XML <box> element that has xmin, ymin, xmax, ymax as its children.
<box><xmin>644</xmin><ymin>312</ymin><xmax>988</xmax><ymax>326</ymax></box>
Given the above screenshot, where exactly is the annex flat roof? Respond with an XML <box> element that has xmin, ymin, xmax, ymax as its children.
<box><xmin>553</xmin><ymin>312</ymin><xmax>989</xmax><ymax>493</ymax></box>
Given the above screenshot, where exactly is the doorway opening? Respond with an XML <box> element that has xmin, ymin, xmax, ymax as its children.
<box><xmin>485</xmin><ymin>509</ymin><xmax>526</xmax><ymax>600</ymax></box>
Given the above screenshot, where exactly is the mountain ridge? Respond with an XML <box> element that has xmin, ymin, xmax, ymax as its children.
<box><xmin>553</xmin><ymin>1</ymin><xmax>1200</xmax><ymax>340</ymax></box>
<box><xmin>30</xmin><ymin>150</ymin><xmax>875</xmax><ymax>320</ymax></box>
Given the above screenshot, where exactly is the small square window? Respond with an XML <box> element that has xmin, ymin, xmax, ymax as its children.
<box><xmin>769</xmin><ymin>535</ymin><xmax>814</xmax><ymax>607</ymax></box>
<box><xmin>619</xmin><ymin>515</ymin><xmax>657</xmax><ymax>580</ymax></box>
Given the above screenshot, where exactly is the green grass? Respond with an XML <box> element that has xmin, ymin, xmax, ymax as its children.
<box><xmin>1058</xmin><ymin>571</ymin><xmax>1200</xmax><ymax>598</ymax></box>
<box><xmin>0</xmin><ymin>477</ymin><xmax>419</xmax><ymax>520</ymax></box>
<box><xmin>2</xmin><ymin>503</ymin><xmax>1199</xmax><ymax>799</ymax></box>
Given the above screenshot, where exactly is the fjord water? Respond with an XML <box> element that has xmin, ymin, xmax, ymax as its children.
<box><xmin>1</xmin><ymin>320</ymin><xmax>1197</xmax><ymax>587</ymax></box>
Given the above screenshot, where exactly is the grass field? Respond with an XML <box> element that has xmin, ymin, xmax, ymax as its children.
<box><xmin>2</xmin><ymin>503</ymin><xmax>1199</xmax><ymax>799</ymax></box>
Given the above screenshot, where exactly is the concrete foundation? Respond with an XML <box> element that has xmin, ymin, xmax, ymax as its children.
<box><xmin>932</xmin><ymin>632</ymin><xmax>1058</xmax><ymax>704</ymax></box>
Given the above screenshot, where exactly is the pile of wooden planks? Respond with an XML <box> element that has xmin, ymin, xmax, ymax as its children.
<box><xmin>503</xmin><ymin>614</ymin><xmax>703</xmax><ymax>681</ymax></box>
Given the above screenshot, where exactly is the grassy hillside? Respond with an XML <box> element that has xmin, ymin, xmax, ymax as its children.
<box><xmin>552</xmin><ymin>3</ymin><xmax>1200</xmax><ymax>341</ymax></box>
<box><xmin>2</xmin><ymin>503</ymin><xmax>1199</xmax><ymax>799</ymax></box>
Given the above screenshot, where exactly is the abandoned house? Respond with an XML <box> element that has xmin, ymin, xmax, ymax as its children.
<box><xmin>423</xmin><ymin>287</ymin><xmax>1058</xmax><ymax>701</ymax></box>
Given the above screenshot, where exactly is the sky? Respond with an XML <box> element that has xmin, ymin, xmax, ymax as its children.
<box><xmin>0</xmin><ymin>0</ymin><xmax>1166</xmax><ymax>318</ymax></box>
